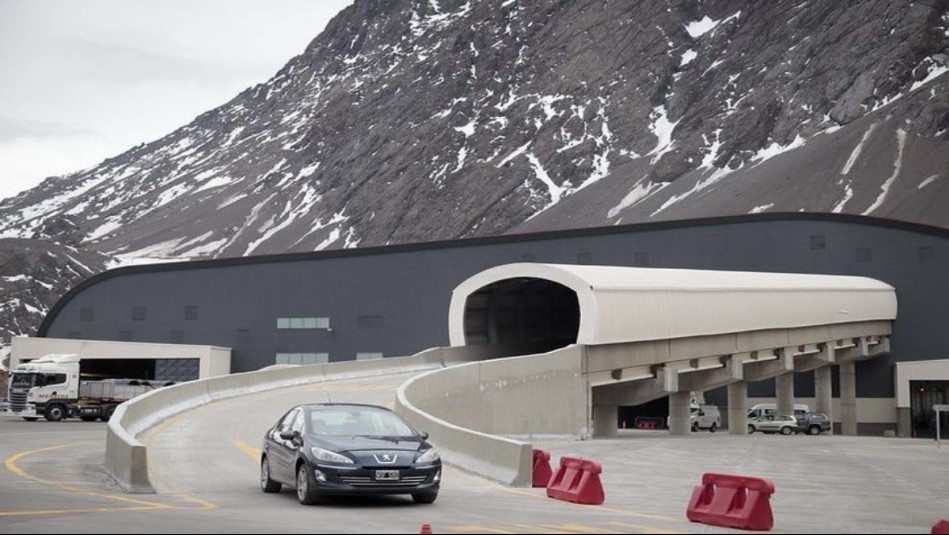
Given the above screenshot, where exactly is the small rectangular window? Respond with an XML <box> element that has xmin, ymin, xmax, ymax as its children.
<box><xmin>302</xmin><ymin>353</ymin><xmax>329</xmax><ymax>365</ymax></box>
<box><xmin>855</xmin><ymin>247</ymin><xmax>872</xmax><ymax>263</ymax></box>
<box><xmin>118</xmin><ymin>330</ymin><xmax>133</xmax><ymax>341</ymax></box>
<box><xmin>170</xmin><ymin>329</ymin><xmax>184</xmax><ymax>343</ymax></box>
<box><xmin>132</xmin><ymin>306</ymin><xmax>146</xmax><ymax>321</ymax></box>
<box><xmin>810</xmin><ymin>235</ymin><xmax>826</xmax><ymax>250</ymax></box>
<box><xmin>356</xmin><ymin>352</ymin><xmax>383</xmax><ymax>361</ymax></box>
<box><xmin>80</xmin><ymin>307</ymin><xmax>94</xmax><ymax>322</ymax></box>
<box><xmin>184</xmin><ymin>305</ymin><xmax>199</xmax><ymax>321</ymax></box>
<box><xmin>276</xmin><ymin>353</ymin><xmax>329</xmax><ymax>365</ymax></box>
<box><xmin>67</xmin><ymin>331</ymin><xmax>81</xmax><ymax>339</ymax></box>
<box><xmin>277</xmin><ymin>317</ymin><xmax>330</xmax><ymax>329</ymax></box>
<box><xmin>236</xmin><ymin>328</ymin><xmax>250</xmax><ymax>342</ymax></box>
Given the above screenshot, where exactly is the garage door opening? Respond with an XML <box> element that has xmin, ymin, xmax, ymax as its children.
<box><xmin>461</xmin><ymin>277</ymin><xmax>580</xmax><ymax>352</ymax></box>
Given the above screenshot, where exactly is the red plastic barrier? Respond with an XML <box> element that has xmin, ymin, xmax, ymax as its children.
<box><xmin>686</xmin><ymin>472</ymin><xmax>775</xmax><ymax>531</ymax></box>
<box><xmin>933</xmin><ymin>520</ymin><xmax>949</xmax><ymax>534</ymax></box>
<box><xmin>546</xmin><ymin>456</ymin><xmax>605</xmax><ymax>505</ymax></box>
<box><xmin>532</xmin><ymin>448</ymin><xmax>553</xmax><ymax>488</ymax></box>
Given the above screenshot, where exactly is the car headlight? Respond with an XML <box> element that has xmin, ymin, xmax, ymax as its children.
<box><xmin>416</xmin><ymin>447</ymin><xmax>439</xmax><ymax>464</ymax></box>
<box><xmin>311</xmin><ymin>447</ymin><xmax>354</xmax><ymax>464</ymax></box>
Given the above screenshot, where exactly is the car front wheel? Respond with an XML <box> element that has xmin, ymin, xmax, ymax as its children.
<box><xmin>260</xmin><ymin>458</ymin><xmax>280</xmax><ymax>493</ymax></box>
<box><xmin>747</xmin><ymin>424</ymin><xmax>755</xmax><ymax>434</ymax></box>
<box><xmin>296</xmin><ymin>464</ymin><xmax>323</xmax><ymax>505</ymax></box>
<box><xmin>780</xmin><ymin>426</ymin><xmax>793</xmax><ymax>435</ymax></box>
<box><xmin>808</xmin><ymin>425</ymin><xmax>821</xmax><ymax>435</ymax></box>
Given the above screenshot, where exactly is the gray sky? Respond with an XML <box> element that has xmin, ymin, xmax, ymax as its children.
<box><xmin>0</xmin><ymin>0</ymin><xmax>352</xmax><ymax>201</ymax></box>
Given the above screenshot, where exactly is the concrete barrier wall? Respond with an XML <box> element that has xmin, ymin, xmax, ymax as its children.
<box><xmin>395</xmin><ymin>345</ymin><xmax>588</xmax><ymax>486</ymax></box>
<box><xmin>105</xmin><ymin>350</ymin><xmax>456</xmax><ymax>493</ymax></box>
<box><xmin>106</xmin><ymin>341</ymin><xmax>566</xmax><ymax>493</ymax></box>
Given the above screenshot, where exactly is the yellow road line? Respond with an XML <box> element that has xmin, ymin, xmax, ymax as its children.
<box><xmin>233</xmin><ymin>438</ymin><xmax>262</xmax><ymax>462</ymax></box>
<box><xmin>608</xmin><ymin>521</ymin><xmax>686</xmax><ymax>534</ymax></box>
<box><xmin>554</xmin><ymin>523</ymin><xmax>624</xmax><ymax>533</ymax></box>
<box><xmin>446</xmin><ymin>526</ymin><xmax>517</xmax><ymax>534</ymax></box>
<box><xmin>0</xmin><ymin>505</ymin><xmax>164</xmax><ymax>517</ymax></box>
<box><xmin>510</xmin><ymin>524</ymin><xmax>562</xmax><ymax>533</ymax></box>
<box><xmin>4</xmin><ymin>444</ymin><xmax>170</xmax><ymax>509</ymax></box>
<box><xmin>495</xmin><ymin>486</ymin><xmax>678</xmax><ymax>522</ymax></box>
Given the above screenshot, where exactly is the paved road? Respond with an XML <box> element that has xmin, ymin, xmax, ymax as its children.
<box><xmin>2</xmin><ymin>370</ymin><xmax>948</xmax><ymax>533</ymax></box>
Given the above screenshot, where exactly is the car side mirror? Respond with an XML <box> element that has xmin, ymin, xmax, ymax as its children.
<box><xmin>279</xmin><ymin>431</ymin><xmax>297</xmax><ymax>441</ymax></box>
<box><xmin>420</xmin><ymin>431</ymin><xmax>429</xmax><ymax>440</ymax></box>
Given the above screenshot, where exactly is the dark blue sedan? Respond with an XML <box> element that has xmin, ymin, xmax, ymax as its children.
<box><xmin>260</xmin><ymin>403</ymin><xmax>441</xmax><ymax>505</ymax></box>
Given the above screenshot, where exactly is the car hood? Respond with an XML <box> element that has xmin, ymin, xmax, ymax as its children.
<box><xmin>308</xmin><ymin>435</ymin><xmax>425</xmax><ymax>452</ymax></box>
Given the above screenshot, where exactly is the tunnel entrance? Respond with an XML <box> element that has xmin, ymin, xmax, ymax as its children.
<box><xmin>462</xmin><ymin>277</ymin><xmax>580</xmax><ymax>353</ymax></box>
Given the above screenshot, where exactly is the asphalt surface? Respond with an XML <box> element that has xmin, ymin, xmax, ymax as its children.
<box><xmin>2</xmin><ymin>370</ymin><xmax>948</xmax><ymax>533</ymax></box>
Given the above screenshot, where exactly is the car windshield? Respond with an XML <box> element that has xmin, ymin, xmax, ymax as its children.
<box><xmin>307</xmin><ymin>406</ymin><xmax>417</xmax><ymax>437</ymax></box>
<box><xmin>11</xmin><ymin>373</ymin><xmax>36</xmax><ymax>388</ymax></box>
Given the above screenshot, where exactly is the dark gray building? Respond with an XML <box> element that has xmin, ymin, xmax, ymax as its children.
<box><xmin>38</xmin><ymin>214</ymin><xmax>949</xmax><ymax>434</ymax></box>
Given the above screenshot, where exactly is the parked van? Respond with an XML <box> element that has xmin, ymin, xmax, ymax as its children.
<box><xmin>665</xmin><ymin>404</ymin><xmax>722</xmax><ymax>431</ymax></box>
<box><xmin>691</xmin><ymin>404</ymin><xmax>722</xmax><ymax>432</ymax></box>
<box><xmin>747</xmin><ymin>403</ymin><xmax>809</xmax><ymax>420</ymax></box>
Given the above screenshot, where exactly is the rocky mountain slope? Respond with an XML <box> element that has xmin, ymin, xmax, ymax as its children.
<box><xmin>0</xmin><ymin>0</ymin><xmax>946</xmax><ymax>357</ymax></box>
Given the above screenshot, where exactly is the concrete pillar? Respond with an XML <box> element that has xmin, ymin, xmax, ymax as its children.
<box><xmin>668</xmin><ymin>392</ymin><xmax>692</xmax><ymax>435</ymax></box>
<box><xmin>840</xmin><ymin>361</ymin><xmax>857</xmax><ymax>435</ymax></box>
<box><xmin>897</xmin><ymin>407</ymin><xmax>911</xmax><ymax>438</ymax></box>
<box><xmin>592</xmin><ymin>405</ymin><xmax>618</xmax><ymax>437</ymax></box>
<box><xmin>815</xmin><ymin>366</ymin><xmax>833</xmax><ymax>434</ymax></box>
<box><xmin>728</xmin><ymin>381</ymin><xmax>748</xmax><ymax>435</ymax></box>
<box><xmin>776</xmin><ymin>372</ymin><xmax>795</xmax><ymax>416</ymax></box>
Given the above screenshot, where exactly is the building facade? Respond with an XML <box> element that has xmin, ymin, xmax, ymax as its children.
<box><xmin>37</xmin><ymin>214</ymin><xmax>949</xmax><ymax>434</ymax></box>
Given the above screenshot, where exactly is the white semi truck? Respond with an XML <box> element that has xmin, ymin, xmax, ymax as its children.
<box><xmin>6</xmin><ymin>354</ymin><xmax>172</xmax><ymax>422</ymax></box>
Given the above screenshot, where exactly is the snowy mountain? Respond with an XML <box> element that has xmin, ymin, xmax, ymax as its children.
<box><xmin>0</xmin><ymin>0</ymin><xmax>947</xmax><ymax>354</ymax></box>
<box><xmin>0</xmin><ymin>239</ymin><xmax>109</xmax><ymax>363</ymax></box>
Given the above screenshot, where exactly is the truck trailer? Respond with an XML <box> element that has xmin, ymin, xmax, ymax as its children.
<box><xmin>6</xmin><ymin>354</ymin><xmax>173</xmax><ymax>422</ymax></box>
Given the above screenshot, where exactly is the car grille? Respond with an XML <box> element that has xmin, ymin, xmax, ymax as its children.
<box><xmin>9</xmin><ymin>391</ymin><xmax>27</xmax><ymax>412</ymax></box>
<box><xmin>339</xmin><ymin>475</ymin><xmax>428</xmax><ymax>488</ymax></box>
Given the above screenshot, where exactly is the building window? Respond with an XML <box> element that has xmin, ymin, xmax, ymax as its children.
<box><xmin>357</xmin><ymin>315</ymin><xmax>384</xmax><ymax>328</ymax></box>
<box><xmin>577</xmin><ymin>252</ymin><xmax>592</xmax><ymax>264</ymax></box>
<box><xmin>170</xmin><ymin>329</ymin><xmax>184</xmax><ymax>343</ymax></box>
<box><xmin>67</xmin><ymin>331</ymin><xmax>81</xmax><ymax>339</ymax></box>
<box><xmin>277</xmin><ymin>317</ymin><xmax>331</xmax><ymax>329</ymax></box>
<box><xmin>132</xmin><ymin>306</ymin><xmax>146</xmax><ymax>321</ymax></box>
<box><xmin>810</xmin><ymin>235</ymin><xmax>826</xmax><ymax>250</ymax></box>
<box><xmin>236</xmin><ymin>328</ymin><xmax>250</xmax><ymax>343</ymax></box>
<box><xmin>184</xmin><ymin>305</ymin><xmax>199</xmax><ymax>321</ymax></box>
<box><xmin>633</xmin><ymin>252</ymin><xmax>650</xmax><ymax>266</ymax></box>
<box><xmin>275</xmin><ymin>353</ymin><xmax>329</xmax><ymax>365</ymax></box>
<box><xmin>918</xmin><ymin>246</ymin><xmax>934</xmax><ymax>263</ymax></box>
<box><xmin>80</xmin><ymin>307</ymin><xmax>94</xmax><ymax>322</ymax></box>
<box><xmin>855</xmin><ymin>247</ymin><xmax>872</xmax><ymax>263</ymax></box>
<box><xmin>356</xmin><ymin>352</ymin><xmax>383</xmax><ymax>361</ymax></box>
<box><xmin>118</xmin><ymin>330</ymin><xmax>133</xmax><ymax>341</ymax></box>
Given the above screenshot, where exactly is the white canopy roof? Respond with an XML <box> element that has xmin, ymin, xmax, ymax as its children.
<box><xmin>449</xmin><ymin>263</ymin><xmax>897</xmax><ymax>346</ymax></box>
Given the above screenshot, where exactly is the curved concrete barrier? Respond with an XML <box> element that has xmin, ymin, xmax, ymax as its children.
<box><xmin>395</xmin><ymin>345</ymin><xmax>589</xmax><ymax>486</ymax></box>
<box><xmin>105</xmin><ymin>351</ymin><xmax>450</xmax><ymax>493</ymax></box>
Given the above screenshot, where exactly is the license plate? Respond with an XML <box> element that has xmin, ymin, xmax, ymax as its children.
<box><xmin>375</xmin><ymin>470</ymin><xmax>400</xmax><ymax>481</ymax></box>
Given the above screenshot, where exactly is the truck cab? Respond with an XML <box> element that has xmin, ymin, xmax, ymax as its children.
<box><xmin>7</xmin><ymin>354</ymin><xmax>80</xmax><ymax>421</ymax></box>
